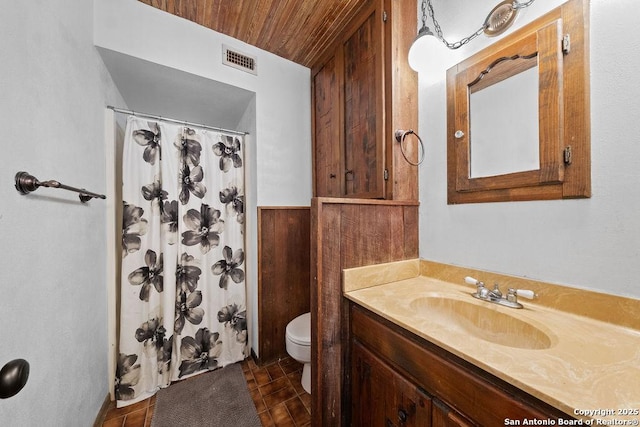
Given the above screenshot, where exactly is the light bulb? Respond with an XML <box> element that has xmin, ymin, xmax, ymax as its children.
<box><xmin>408</xmin><ymin>26</ymin><xmax>443</xmax><ymax>72</ymax></box>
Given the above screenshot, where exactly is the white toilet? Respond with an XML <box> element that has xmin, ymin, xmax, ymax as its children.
<box><xmin>285</xmin><ymin>312</ymin><xmax>311</xmax><ymax>394</ymax></box>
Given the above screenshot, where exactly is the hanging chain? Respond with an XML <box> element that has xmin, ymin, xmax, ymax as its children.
<box><xmin>425</xmin><ymin>0</ymin><xmax>536</xmax><ymax>50</ymax></box>
<box><xmin>512</xmin><ymin>0</ymin><xmax>536</xmax><ymax>9</ymax></box>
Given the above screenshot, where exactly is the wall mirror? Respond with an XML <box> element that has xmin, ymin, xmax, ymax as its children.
<box><xmin>469</xmin><ymin>63</ymin><xmax>539</xmax><ymax>178</ymax></box>
<box><xmin>447</xmin><ymin>0</ymin><xmax>590</xmax><ymax>204</ymax></box>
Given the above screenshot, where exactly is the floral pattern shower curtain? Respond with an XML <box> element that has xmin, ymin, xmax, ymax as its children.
<box><xmin>116</xmin><ymin>116</ymin><xmax>248</xmax><ymax>407</ymax></box>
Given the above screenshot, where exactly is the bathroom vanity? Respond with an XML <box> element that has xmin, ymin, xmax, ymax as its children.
<box><xmin>351</xmin><ymin>305</ymin><xmax>566</xmax><ymax>426</ymax></box>
<box><xmin>344</xmin><ymin>259</ymin><xmax>640</xmax><ymax>425</ymax></box>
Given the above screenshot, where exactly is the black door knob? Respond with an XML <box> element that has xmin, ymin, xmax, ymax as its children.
<box><xmin>0</xmin><ymin>359</ymin><xmax>30</xmax><ymax>399</ymax></box>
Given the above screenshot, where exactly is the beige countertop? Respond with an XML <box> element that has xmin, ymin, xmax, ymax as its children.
<box><xmin>343</xmin><ymin>259</ymin><xmax>640</xmax><ymax>423</ymax></box>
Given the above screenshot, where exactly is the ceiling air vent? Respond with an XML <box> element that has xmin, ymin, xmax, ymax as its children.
<box><xmin>222</xmin><ymin>45</ymin><xmax>257</xmax><ymax>75</ymax></box>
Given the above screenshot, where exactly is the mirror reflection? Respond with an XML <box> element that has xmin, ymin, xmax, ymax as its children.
<box><xmin>469</xmin><ymin>63</ymin><xmax>539</xmax><ymax>178</ymax></box>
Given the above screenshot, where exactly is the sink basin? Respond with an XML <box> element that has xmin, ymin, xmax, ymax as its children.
<box><xmin>409</xmin><ymin>297</ymin><xmax>553</xmax><ymax>350</ymax></box>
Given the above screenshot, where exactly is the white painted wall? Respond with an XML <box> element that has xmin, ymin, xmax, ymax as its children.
<box><xmin>417</xmin><ymin>0</ymin><xmax>640</xmax><ymax>298</ymax></box>
<box><xmin>238</xmin><ymin>99</ymin><xmax>260</xmax><ymax>361</ymax></box>
<box><xmin>94</xmin><ymin>0</ymin><xmax>312</xmax><ymax>357</ymax></box>
<box><xmin>0</xmin><ymin>1</ymin><xmax>124</xmax><ymax>425</ymax></box>
<box><xmin>93</xmin><ymin>0</ymin><xmax>312</xmax><ymax>207</ymax></box>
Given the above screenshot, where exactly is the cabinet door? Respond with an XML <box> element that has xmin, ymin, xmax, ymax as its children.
<box><xmin>343</xmin><ymin>7</ymin><xmax>385</xmax><ymax>198</ymax></box>
<box><xmin>353</xmin><ymin>341</ymin><xmax>392</xmax><ymax>426</ymax></box>
<box><xmin>353</xmin><ymin>341</ymin><xmax>431</xmax><ymax>427</ymax></box>
<box><xmin>390</xmin><ymin>367</ymin><xmax>432</xmax><ymax>427</ymax></box>
<box><xmin>313</xmin><ymin>54</ymin><xmax>343</xmax><ymax>197</ymax></box>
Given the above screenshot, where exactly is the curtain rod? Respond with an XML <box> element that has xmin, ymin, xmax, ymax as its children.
<box><xmin>107</xmin><ymin>106</ymin><xmax>249</xmax><ymax>136</ymax></box>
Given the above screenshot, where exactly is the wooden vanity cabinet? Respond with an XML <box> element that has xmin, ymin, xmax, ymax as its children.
<box><xmin>311</xmin><ymin>0</ymin><xmax>418</xmax><ymax>200</ymax></box>
<box><xmin>350</xmin><ymin>304</ymin><xmax>571</xmax><ymax>426</ymax></box>
<box><xmin>353</xmin><ymin>341</ymin><xmax>474</xmax><ymax>427</ymax></box>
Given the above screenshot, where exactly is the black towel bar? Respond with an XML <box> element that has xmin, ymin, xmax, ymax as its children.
<box><xmin>15</xmin><ymin>171</ymin><xmax>106</xmax><ymax>203</ymax></box>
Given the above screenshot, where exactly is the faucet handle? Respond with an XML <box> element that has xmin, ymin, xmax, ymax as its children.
<box><xmin>466</xmin><ymin>277</ymin><xmax>490</xmax><ymax>299</ymax></box>
<box><xmin>465</xmin><ymin>276</ymin><xmax>482</xmax><ymax>286</ymax></box>
<box><xmin>507</xmin><ymin>288</ymin><xmax>536</xmax><ymax>302</ymax></box>
<box><xmin>516</xmin><ymin>289</ymin><xmax>536</xmax><ymax>299</ymax></box>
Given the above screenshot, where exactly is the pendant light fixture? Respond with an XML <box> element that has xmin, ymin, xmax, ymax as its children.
<box><xmin>408</xmin><ymin>0</ymin><xmax>537</xmax><ymax>72</ymax></box>
<box><xmin>407</xmin><ymin>0</ymin><xmax>442</xmax><ymax>72</ymax></box>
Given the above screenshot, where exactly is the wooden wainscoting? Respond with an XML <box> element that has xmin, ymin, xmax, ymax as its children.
<box><xmin>310</xmin><ymin>197</ymin><xmax>419</xmax><ymax>427</ymax></box>
<box><xmin>257</xmin><ymin>207</ymin><xmax>311</xmax><ymax>365</ymax></box>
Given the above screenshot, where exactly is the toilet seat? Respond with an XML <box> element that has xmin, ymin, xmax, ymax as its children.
<box><xmin>286</xmin><ymin>312</ymin><xmax>310</xmax><ymax>346</ymax></box>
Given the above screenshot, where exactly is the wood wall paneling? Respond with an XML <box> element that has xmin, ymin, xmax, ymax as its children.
<box><xmin>385</xmin><ymin>0</ymin><xmax>419</xmax><ymax>201</ymax></box>
<box><xmin>311</xmin><ymin>198</ymin><xmax>419</xmax><ymax>427</ymax></box>
<box><xmin>257</xmin><ymin>207</ymin><xmax>311</xmax><ymax>365</ymax></box>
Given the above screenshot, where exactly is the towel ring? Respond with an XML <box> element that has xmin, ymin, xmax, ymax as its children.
<box><xmin>394</xmin><ymin>130</ymin><xmax>425</xmax><ymax>166</ymax></box>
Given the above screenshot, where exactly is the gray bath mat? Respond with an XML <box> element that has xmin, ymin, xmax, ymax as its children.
<box><xmin>152</xmin><ymin>362</ymin><xmax>260</xmax><ymax>427</ymax></box>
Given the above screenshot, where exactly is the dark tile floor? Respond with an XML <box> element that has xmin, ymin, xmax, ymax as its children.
<box><xmin>101</xmin><ymin>356</ymin><xmax>311</xmax><ymax>427</ymax></box>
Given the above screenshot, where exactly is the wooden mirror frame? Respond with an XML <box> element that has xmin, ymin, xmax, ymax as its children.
<box><xmin>447</xmin><ymin>0</ymin><xmax>590</xmax><ymax>204</ymax></box>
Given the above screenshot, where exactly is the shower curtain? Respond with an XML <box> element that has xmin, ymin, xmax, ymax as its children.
<box><xmin>116</xmin><ymin>116</ymin><xmax>248</xmax><ymax>407</ymax></box>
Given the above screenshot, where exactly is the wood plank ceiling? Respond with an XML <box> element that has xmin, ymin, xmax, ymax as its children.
<box><xmin>138</xmin><ymin>0</ymin><xmax>370</xmax><ymax>68</ymax></box>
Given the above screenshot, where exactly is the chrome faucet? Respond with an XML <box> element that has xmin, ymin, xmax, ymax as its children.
<box><xmin>465</xmin><ymin>276</ymin><xmax>535</xmax><ymax>309</ymax></box>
